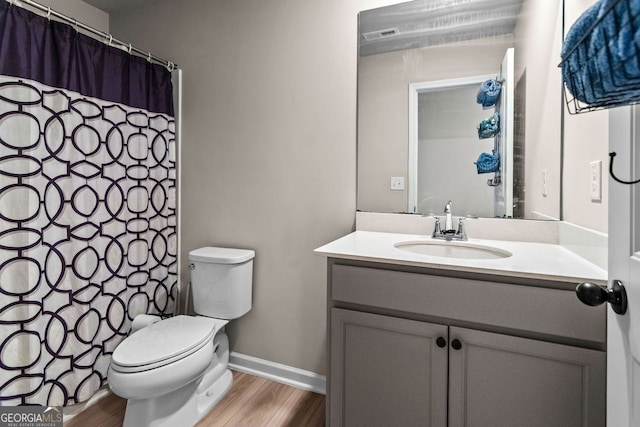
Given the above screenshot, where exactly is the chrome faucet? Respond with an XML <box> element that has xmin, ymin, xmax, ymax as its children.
<box><xmin>432</xmin><ymin>200</ymin><xmax>468</xmax><ymax>241</ymax></box>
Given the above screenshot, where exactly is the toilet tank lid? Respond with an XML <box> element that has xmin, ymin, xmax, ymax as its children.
<box><xmin>189</xmin><ymin>246</ymin><xmax>255</xmax><ymax>264</ymax></box>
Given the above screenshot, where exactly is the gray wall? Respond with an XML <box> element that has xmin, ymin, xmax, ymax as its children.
<box><xmin>37</xmin><ymin>0</ymin><xmax>108</xmax><ymax>32</ymax></box>
<box><xmin>562</xmin><ymin>0</ymin><xmax>608</xmax><ymax>233</ymax></box>
<box><xmin>105</xmin><ymin>0</ymin><xmax>384</xmax><ymax>375</ymax></box>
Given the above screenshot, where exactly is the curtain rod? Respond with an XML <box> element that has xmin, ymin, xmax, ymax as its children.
<box><xmin>8</xmin><ymin>0</ymin><xmax>177</xmax><ymax>71</ymax></box>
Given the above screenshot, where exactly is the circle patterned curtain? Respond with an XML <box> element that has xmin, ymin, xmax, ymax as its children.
<box><xmin>0</xmin><ymin>75</ymin><xmax>177</xmax><ymax>406</ymax></box>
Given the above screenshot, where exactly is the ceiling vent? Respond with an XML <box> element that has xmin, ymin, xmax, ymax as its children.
<box><xmin>362</xmin><ymin>28</ymin><xmax>400</xmax><ymax>41</ymax></box>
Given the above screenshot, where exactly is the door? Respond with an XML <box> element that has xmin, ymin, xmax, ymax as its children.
<box><xmin>330</xmin><ymin>308</ymin><xmax>448</xmax><ymax>427</ymax></box>
<box><xmin>448</xmin><ymin>327</ymin><xmax>605</xmax><ymax>427</ymax></box>
<box><xmin>607</xmin><ymin>106</ymin><xmax>640</xmax><ymax>425</ymax></box>
<box><xmin>494</xmin><ymin>47</ymin><xmax>514</xmax><ymax>218</ymax></box>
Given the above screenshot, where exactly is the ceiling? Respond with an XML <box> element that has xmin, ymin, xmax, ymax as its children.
<box><xmin>359</xmin><ymin>0</ymin><xmax>524</xmax><ymax>56</ymax></box>
<box><xmin>83</xmin><ymin>0</ymin><xmax>151</xmax><ymax>14</ymax></box>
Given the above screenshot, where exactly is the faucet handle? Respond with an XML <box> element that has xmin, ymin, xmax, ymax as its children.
<box><xmin>456</xmin><ymin>217</ymin><xmax>468</xmax><ymax>240</ymax></box>
<box><xmin>432</xmin><ymin>216</ymin><xmax>442</xmax><ymax>236</ymax></box>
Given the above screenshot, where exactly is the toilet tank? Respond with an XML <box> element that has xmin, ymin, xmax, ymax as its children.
<box><xmin>188</xmin><ymin>247</ymin><xmax>254</xmax><ymax>319</ymax></box>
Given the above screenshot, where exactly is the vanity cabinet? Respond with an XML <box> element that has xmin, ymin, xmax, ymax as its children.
<box><xmin>331</xmin><ymin>309</ymin><xmax>448</xmax><ymax>426</ymax></box>
<box><xmin>327</xmin><ymin>260</ymin><xmax>606</xmax><ymax>427</ymax></box>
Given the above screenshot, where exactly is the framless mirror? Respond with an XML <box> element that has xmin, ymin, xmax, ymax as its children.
<box><xmin>356</xmin><ymin>0</ymin><xmax>562</xmax><ymax>220</ymax></box>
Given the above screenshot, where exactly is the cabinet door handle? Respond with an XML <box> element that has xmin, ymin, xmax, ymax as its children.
<box><xmin>451</xmin><ymin>339</ymin><xmax>462</xmax><ymax>350</ymax></box>
<box><xmin>436</xmin><ymin>337</ymin><xmax>447</xmax><ymax>348</ymax></box>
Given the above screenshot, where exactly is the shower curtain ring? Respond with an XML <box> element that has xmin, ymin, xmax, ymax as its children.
<box><xmin>107</xmin><ymin>34</ymin><xmax>113</xmax><ymax>46</ymax></box>
<box><xmin>147</xmin><ymin>52</ymin><xmax>152</xmax><ymax>62</ymax></box>
<box><xmin>46</xmin><ymin>7</ymin><xmax>51</xmax><ymax>20</ymax></box>
<box><xmin>73</xmin><ymin>19</ymin><xmax>78</xmax><ymax>32</ymax></box>
<box><xmin>128</xmin><ymin>44</ymin><xmax>132</xmax><ymax>54</ymax></box>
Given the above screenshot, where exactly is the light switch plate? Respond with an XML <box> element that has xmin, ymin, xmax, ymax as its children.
<box><xmin>390</xmin><ymin>177</ymin><xmax>404</xmax><ymax>191</ymax></box>
<box><xmin>590</xmin><ymin>160</ymin><xmax>602</xmax><ymax>202</ymax></box>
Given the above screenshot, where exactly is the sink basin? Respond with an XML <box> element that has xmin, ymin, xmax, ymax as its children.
<box><xmin>394</xmin><ymin>240</ymin><xmax>512</xmax><ymax>260</ymax></box>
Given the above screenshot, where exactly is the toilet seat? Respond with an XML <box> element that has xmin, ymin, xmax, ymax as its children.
<box><xmin>111</xmin><ymin>315</ymin><xmax>217</xmax><ymax>373</ymax></box>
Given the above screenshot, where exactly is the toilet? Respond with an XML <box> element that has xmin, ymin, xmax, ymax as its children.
<box><xmin>107</xmin><ymin>246</ymin><xmax>255</xmax><ymax>427</ymax></box>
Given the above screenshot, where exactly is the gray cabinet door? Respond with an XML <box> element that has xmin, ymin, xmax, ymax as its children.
<box><xmin>330</xmin><ymin>308</ymin><xmax>448</xmax><ymax>427</ymax></box>
<box><xmin>448</xmin><ymin>327</ymin><xmax>606</xmax><ymax>427</ymax></box>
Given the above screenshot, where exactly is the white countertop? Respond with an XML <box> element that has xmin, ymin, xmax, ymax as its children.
<box><xmin>314</xmin><ymin>231</ymin><xmax>607</xmax><ymax>285</ymax></box>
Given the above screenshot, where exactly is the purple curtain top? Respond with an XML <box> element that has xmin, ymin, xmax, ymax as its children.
<box><xmin>0</xmin><ymin>1</ymin><xmax>174</xmax><ymax>115</ymax></box>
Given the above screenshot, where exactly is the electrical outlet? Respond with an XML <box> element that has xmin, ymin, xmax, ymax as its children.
<box><xmin>390</xmin><ymin>177</ymin><xmax>405</xmax><ymax>191</ymax></box>
<box><xmin>590</xmin><ymin>160</ymin><xmax>602</xmax><ymax>202</ymax></box>
<box><xmin>541</xmin><ymin>170</ymin><xmax>548</xmax><ymax>197</ymax></box>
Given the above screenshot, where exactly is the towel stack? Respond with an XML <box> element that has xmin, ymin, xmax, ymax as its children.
<box><xmin>562</xmin><ymin>0</ymin><xmax>640</xmax><ymax>107</ymax></box>
<box><xmin>474</xmin><ymin>78</ymin><xmax>502</xmax><ymax>176</ymax></box>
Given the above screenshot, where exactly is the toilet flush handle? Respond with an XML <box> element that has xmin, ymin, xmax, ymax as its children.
<box><xmin>189</xmin><ymin>263</ymin><xmax>195</xmax><ymax>270</ymax></box>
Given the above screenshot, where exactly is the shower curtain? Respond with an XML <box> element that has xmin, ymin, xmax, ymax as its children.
<box><xmin>0</xmin><ymin>2</ymin><xmax>177</xmax><ymax>406</ymax></box>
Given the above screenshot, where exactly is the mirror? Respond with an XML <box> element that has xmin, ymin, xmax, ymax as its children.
<box><xmin>357</xmin><ymin>0</ymin><xmax>563</xmax><ymax>220</ymax></box>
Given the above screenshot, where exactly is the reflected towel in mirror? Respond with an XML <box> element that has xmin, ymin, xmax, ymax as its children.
<box><xmin>475</xmin><ymin>150</ymin><xmax>500</xmax><ymax>174</ymax></box>
<box><xmin>477</xmin><ymin>113</ymin><xmax>500</xmax><ymax>139</ymax></box>
<box><xmin>476</xmin><ymin>79</ymin><xmax>502</xmax><ymax>107</ymax></box>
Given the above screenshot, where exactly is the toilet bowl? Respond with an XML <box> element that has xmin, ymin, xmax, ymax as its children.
<box><xmin>107</xmin><ymin>247</ymin><xmax>254</xmax><ymax>427</ymax></box>
<box><xmin>109</xmin><ymin>315</ymin><xmax>219</xmax><ymax>399</ymax></box>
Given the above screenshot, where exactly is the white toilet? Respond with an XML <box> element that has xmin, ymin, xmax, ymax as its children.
<box><xmin>107</xmin><ymin>246</ymin><xmax>255</xmax><ymax>427</ymax></box>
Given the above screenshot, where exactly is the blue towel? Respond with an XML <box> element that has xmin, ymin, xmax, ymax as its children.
<box><xmin>475</xmin><ymin>150</ymin><xmax>500</xmax><ymax>174</ymax></box>
<box><xmin>591</xmin><ymin>0</ymin><xmax>640</xmax><ymax>92</ymax></box>
<box><xmin>586</xmin><ymin>0</ymin><xmax>640</xmax><ymax>95</ymax></box>
<box><xmin>561</xmin><ymin>2</ymin><xmax>602</xmax><ymax>103</ymax></box>
<box><xmin>477</xmin><ymin>113</ymin><xmax>500</xmax><ymax>139</ymax></box>
<box><xmin>562</xmin><ymin>0</ymin><xmax>640</xmax><ymax>105</ymax></box>
<box><xmin>476</xmin><ymin>79</ymin><xmax>502</xmax><ymax>108</ymax></box>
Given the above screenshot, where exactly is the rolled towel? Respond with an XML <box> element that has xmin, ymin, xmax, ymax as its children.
<box><xmin>475</xmin><ymin>150</ymin><xmax>500</xmax><ymax>174</ymax></box>
<box><xmin>477</xmin><ymin>113</ymin><xmax>500</xmax><ymax>139</ymax></box>
<box><xmin>561</xmin><ymin>2</ymin><xmax>602</xmax><ymax>104</ymax></box>
<box><xmin>562</xmin><ymin>0</ymin><xmax>640</xmax><ymax>105</ymax></box>
<box><xmin>589</xmin><ymin>0</ymin><xmax>640</xmax><ymax>95</ymax></box>
<box><xmin>476</xmin><ymin>79</ymin><xmax>502</xmax><ymax>107</ymax></box>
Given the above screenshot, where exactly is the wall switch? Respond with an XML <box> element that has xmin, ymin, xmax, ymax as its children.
<box><xmin>541</xmin><ymin>170</ymin><xmax>548</xmax><ymax>197</ymax></box>
<box><xmin>390</xmin><ymin>177</ymin><xmax>405</xmax><ymax>191</ymax></box>
<box><xmin>590</xmin><ymin>160</ymin><xmax>602</xmax><ymax>202</ymax></box>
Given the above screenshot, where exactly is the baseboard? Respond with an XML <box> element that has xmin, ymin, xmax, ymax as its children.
<box><xmin>228</xmin><ymin>352</ymin><xmax>326</xmax><ymax>395</ymax></box>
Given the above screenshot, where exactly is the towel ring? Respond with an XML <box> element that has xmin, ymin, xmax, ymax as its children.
<box><xmin>609</xmin><ymin>152</ymin><xmax>640</xmax><ymax>185</ymax></box>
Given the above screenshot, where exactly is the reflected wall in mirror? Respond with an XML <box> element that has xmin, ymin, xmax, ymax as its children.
<box><xmin>357</xmin><ymin>0</ymin><xmax>563</xmax><ymax>220</ymax></box>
